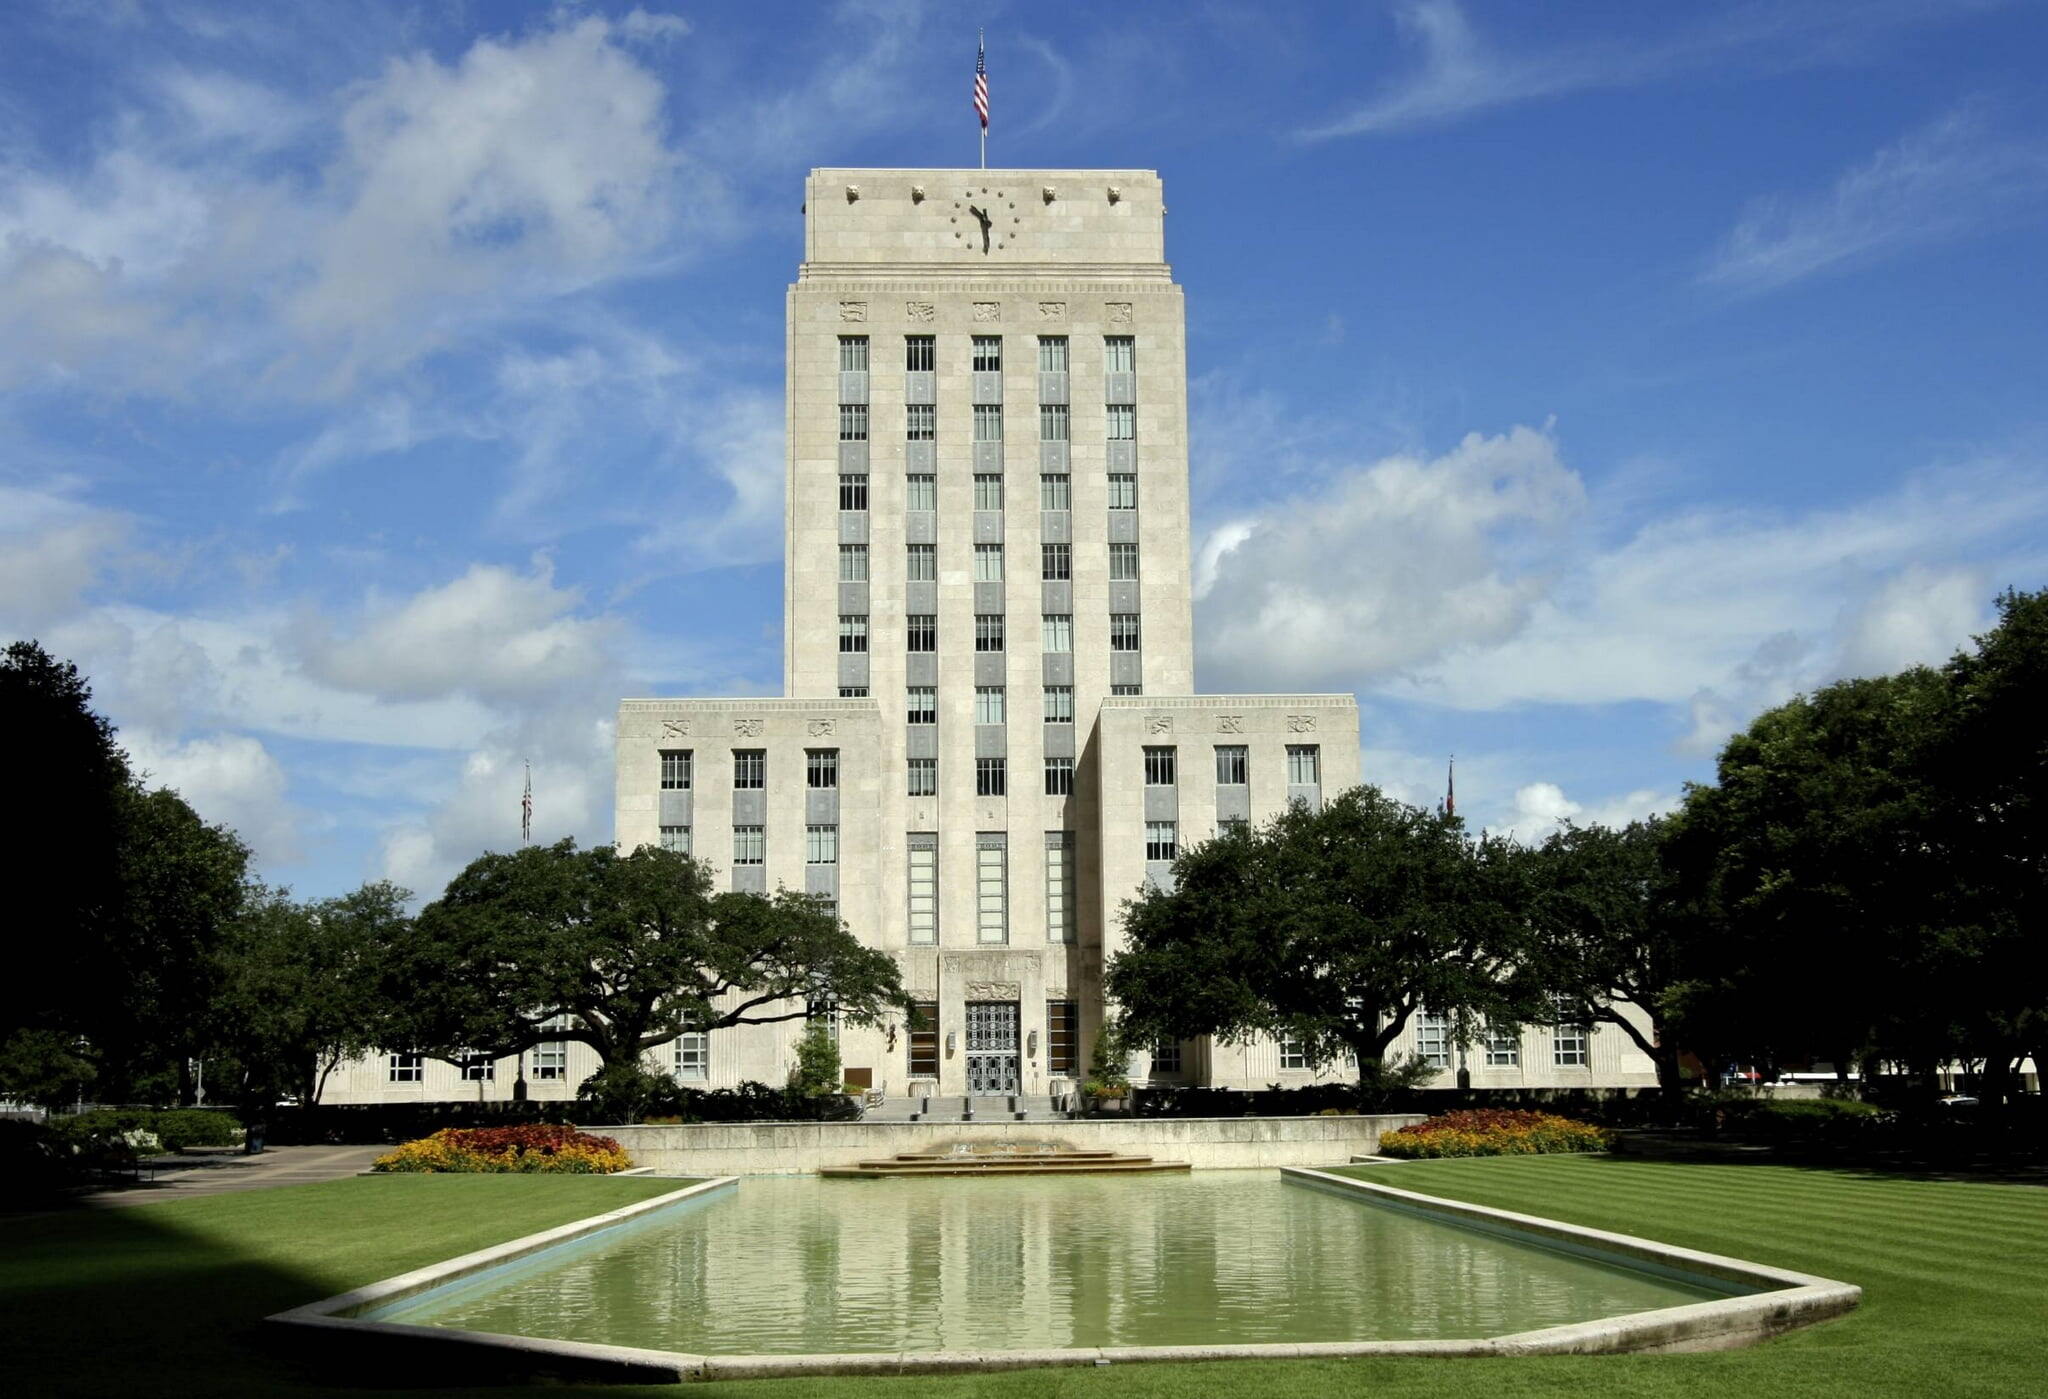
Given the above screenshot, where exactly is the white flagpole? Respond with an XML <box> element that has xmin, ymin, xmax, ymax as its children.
<box><xmin>979</xmin><ymin>30</ymin><xmax>987</xmax><ymax>170</ymax></box>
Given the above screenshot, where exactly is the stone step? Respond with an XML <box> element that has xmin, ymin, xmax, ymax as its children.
<box><xmin>820</xmin><ymin>1158</ymin><xmax>1189</xmax><ymax>1179</ymax></box>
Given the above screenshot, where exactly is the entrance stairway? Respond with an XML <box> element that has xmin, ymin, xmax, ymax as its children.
<box><xmin>821</xmin><ymin>1147</ymin><xmax>1188</xmax><ymax>1179</ymax></box>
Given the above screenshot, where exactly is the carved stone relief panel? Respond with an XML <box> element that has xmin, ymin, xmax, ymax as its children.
<box><xmin>734</xmin><ymin>717</ymin><xmax>765</xmax><ymax>737</ymax></box>
<box><xmin>660</xmin><ymin>719</ymin><xmax>692</xmax><ymax>739</ymax></box>
<box><xmin>1146</xmin><ymin>715</ymin><xmax>1173</xmax><ymax>735</ymax></box>
<box><xmin>1106</xmin><ymin>301</ymin><xmax>1133</xmax><ymax>324</ymax></box>
<box><xmin>972</xmin><ymin>301</ymin><xmax>1001</xmax><ymax>322</ymax></box>
<box><xmin>807</xmin><ymin>718</ymin><xmax>836</xmax><ymax>736</ymax></box>
<box><xmin>1038</xmin><ymin>301</ymin><xmax>1066</xmax><ymax>321</ymax></box>
<box><xmin>838</xmin><ymin>300</ymin><xmax>867</xmax><ymax>322</ymax></box>
<box><xmin>965</xmin><ymin>981</ymin><xmax>1022</xmax><ymax>1001</ymax></box>
<box><xmin>1215</xmin><ymin>715</ymin><xmax>1244</xmax><ymax>734</ymax></box>
<box><xmin>905</xmin><ymin>300</ymin><xmax>935</xmax><ymax>322</ymax></box>
<box><xmin>1287</xmin><ymin>714</ymin><xmax>1318</xmax><ymax>733</ymax></box>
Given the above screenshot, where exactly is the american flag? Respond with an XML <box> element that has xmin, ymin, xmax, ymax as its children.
<box><xmin>973</xmin><ymin>35</ymin><xmax>988</xmax><ymax>130</ymax></box>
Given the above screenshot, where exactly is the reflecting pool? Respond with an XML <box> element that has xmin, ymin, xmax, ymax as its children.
<box><xmin>375</xmin><ymin>1173</ymin><xmax>1741</xmax><ymax>1354</ymax></box>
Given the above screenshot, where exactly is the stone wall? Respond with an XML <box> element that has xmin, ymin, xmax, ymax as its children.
<box><xmin>598</xmin><ymin>1113</ymin><xmax>1425</xmax><ymax>1176</ymax></box>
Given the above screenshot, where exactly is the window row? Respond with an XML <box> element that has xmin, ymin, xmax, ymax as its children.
<box><xmin>905</xmin><ymin>832</ymin><xmax>1077</xmax><ymax>946</ymax></box>
<box><xmin>846</xmin><ymin>539</ymin><xmax>1140</xmax><ymax>581</ymax></box>
<box><xmin>841</xmin><ymin>403</ymin><xmax>1136</xmax><ymax>444</ymax></box>
<box><xmin>839</xmin><ymin>471</ymin><xmax>1136</xmax><ymax>513</ymax></box>
<box><xmin>1132</xmin><ymin>744</ymin><xmax>1320</xmax><ymax>787</ymax></box>
<box><xmin>846</xmin><ymin>334</ymin><xmax>1133</xmax><ymax>376</ymax></box>
<box><xmin>901</xmin><ymin>614</ymin><xmax>1137</xmax><ymax>654</ymax></box>
<box><xmin>906</xmin><ymin>756</ymin><xmax>1079</xmax><ymax>798</ymax></box>
<box><xmin>1412</xmin><ymin>1007</ymin><xmax>1592</xmax><ymax>1070</ymax></box>
<box><xmin>658</xmin><ymin>748</ymin><xmax>841</xmax><ymax>791</ymax></box>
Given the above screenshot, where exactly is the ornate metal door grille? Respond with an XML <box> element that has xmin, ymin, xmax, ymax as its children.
<box><xmin>965</xmin><ymin>1001</ymin><xmax>1019</xmax><ymax>1094</ymax></box>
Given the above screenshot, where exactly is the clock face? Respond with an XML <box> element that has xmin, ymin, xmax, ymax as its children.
<box><xmin>950</xmin><ymin>187</ymin><xmax>1020</xmax><ymax>254</ymax></box>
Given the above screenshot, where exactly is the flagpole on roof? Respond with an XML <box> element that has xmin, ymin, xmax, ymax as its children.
<box><xmin>975</xmin><ymin>30</ymin><xmax>988</xmax><ymax>170</ymax></box>
<box><xmin>521</xmin><ymin>760</ymin><xmax>532</xmax><ymax>844</ymax></box>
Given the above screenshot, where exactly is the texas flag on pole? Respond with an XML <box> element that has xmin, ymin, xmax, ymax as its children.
<box><xmin>974</xmin><ymin>34</ymin><xmax>989</xmax><ymax>130</ymax></box>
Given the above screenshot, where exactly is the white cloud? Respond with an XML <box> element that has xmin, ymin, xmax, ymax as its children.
<box><xmin>1701</xmin><ymin>103</ymin><xmax>2048</xmax><ymax>293</ymax></box>
<box><xmin>124</xmin><ymin>728</ymin><xmax>302</xmax><ymax>863</ymax></box>
<box><xmin>1298</xmin><ymin>0</ymin><xmax>1999</xmax><ymax>141</ymax></box>
<box><xmin>0</xmin><ymin>484</ymin><xmax>129</xmax><ymax>628</ymax></box>
<box><xmin>298</xmin><ymin>560</ymin><xmax>621</xmax><ymax>704</ymax></box>
<box><xmin>1832</xmin><ymin>563</ymin><xmax>1988</xmax><ymax>678</ymax></box>
<box><xmin>1498</xmin><ymin>780</ymin><xmax>1675</xmax><ymax>844</ymax></box>
<box><xmin>1197</xmin><ymin>425</ymin><xmax>1584</xmax><ymax>689</ymax></box>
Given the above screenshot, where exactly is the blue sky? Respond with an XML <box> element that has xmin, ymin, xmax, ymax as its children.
<box><xmin>4</xmin><ymin>0</ymin><xmax>2045</xmax><ymax>901</ymax></box>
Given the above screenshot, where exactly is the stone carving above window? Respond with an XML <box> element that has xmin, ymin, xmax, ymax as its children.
<box><xmin>1147</xmin><ymin>715</ymin><xmax>1172</xmax><ymax>735</ymax></box>
<box><xmin>972</xmin><ymin>301</ymin><xmax>1001</xmax><ymax>322</ymax></box>
<box><xmin>1038</xmin><ymin>301</ymin><xmax>1066</xmax><ymax>321</ymax></box>
<box><xmin>733</xmin><ymin>717</ymin><xmax>764</xmax><ymax>737</ymax></box>
<box><xmin>1106</xmin><ymin>301</ymin><xmax>1133</xmax><ymax>324</ymax></box>
<box><xmin>1287</xmin><ymin>714</ymin><xmax>1318</xmax><ymax>733</ymax></box>
<box><xmin>1215</xmin><ymin>715</ymin><xmax>1244</xmax><ymax>734</ymax></box>
<box><xmin>838</xmin><ymin>300</ymin><xmax>867</xmax><ymax>322</ymax></box>
<box><xmin>660</xmin><ymin>719</ymin><xmax>692</xmax><ymax>740</ymax></box>
<box><xmin>965</xmin><ymin>981</ymin><xmax>1021</xmax><ymax>1001</ymax></box>
<box><xmin>905</xmin><ymin>300</ymin><xmax>935</xmax><ymax>322</ymax></box>
<box><xmin>807</xmin><ymin>718</ymin><xmax>836</xmax><ymax>736</ymax></box>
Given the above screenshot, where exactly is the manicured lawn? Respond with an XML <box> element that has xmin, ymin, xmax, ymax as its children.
<box><xmin>5</xmin><ymin>1157</ymin><xmax>2044</xmax><ymax>1397</ymax></box>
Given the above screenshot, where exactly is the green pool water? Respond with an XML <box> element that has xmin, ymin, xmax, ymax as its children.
<box><xmin>377</xmin><ymin>1173</ymin><xmax>1739</xmax><ymax>1354</ymax></box>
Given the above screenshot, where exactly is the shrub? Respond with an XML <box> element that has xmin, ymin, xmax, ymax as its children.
<box><xmin>147</xmin><ymin>1109</ymin><xmax>242</xmax><ymax>1151</ymax></box>
<box><xmin>786</xmin><ymin>1021</ymin><xmax>842</xmax><ymax>1097</ymax></box>
<box><xmin>372</xmin><ymin>1124</ymin><xmax>631</xmax><ymax>1174</ymax></box>
<box><xmin>1378</xmin><ymin>1108</ymin><xmax>1613</xmax><ymax>1158</ymax></box>
<box><xmin>40</xmin><ymin>1108</ymin><xmax>241</xmax><ymax>1154</ymax></box>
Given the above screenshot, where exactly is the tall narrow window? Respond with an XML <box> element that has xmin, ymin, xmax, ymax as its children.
<box><xmin>976</xmin><ymin>836</ymin><xmax>1007</xmax><ymax>943</ymax></box>
<box><xmin>973</xmin><ymin>543</ymin><xmax>1004</xmax><ymax>580</ymax></box>
<box><xmin>1044</xmin><ymin>757</ymin><xmax>1074</xmax><ymax>795</ymax></box>
<box><xmin>907</xmin><ymin>840</ymin><xmax>938</xmax><ymax>945</ymax></box>
<box><xmin>1045</xmin><ymin>832</ymin><xmax>1075</xmax><ymax>943</ymax></box>
<box><xmin>1039</xmin><ymin>404</ymin><xmax>1069</xmax><ymax>441</ymax></box>
<box><xmin>733</xmin><ymin>750</ymin><xmax>765</xmax><ymax>789</ymax></box>
<box><xmin>660</xmin><ymin>750</ymin><xmax>693</xmax><ymax>790</ymax></box>
<box><xmin>532</xmin><ymin>1017</ymin><xmax>573</xmax><ymax>1081</ymax></box>
<box><xmin>973</xmin><ymin>686</ymin><xmax>1006</xmax><ymax>724</ymax></box>
<box><xmin>972</xmin><ymin>403</ymin><xmax>1003</xmax><ymax>442</ymax></box>
<box><xmin>1042</xmin><ymin>614</ymin><xmax>1073</xmax><ymax>653</ymax></box>
<box><xmin>1553</xmin><ymin>997</ymin><xmax>1590</xmax><ymax>1067</ymax></box>
<box><xmin>1043</xmin><ymin>686</ymin><xmax>1074</xmax><ymax>723</ymax></box>
<box><xmin>975</xmin><ymin>614</ymin><xmax>1005</xmax><ymax>652</ymax></box>
<box><xmin>838</xmin><ymin>336</ymin><xmax>868</xmax><ymax>372</ymax></box>
<box><xmin>838</xmin><ymin>474</ymin><xmax>868</xmax><ymax>511</ymax></box>
<box><xmin>906</xmin><ymin>404</ymin><xmax>935</xmax><ymax>440</ymax></box>
<box><xmin>907</xmin><ymin>757</ymin><xmax>937</xmax><ymax>796</ymax></box>
<box><xmin>1042</xmin><ymin>543</ymin><xmax>1071</xmax><ymax>580</ymax></box>
<box><xmin>1107</xmin><ymin>472</ymin><xmax>1137</xmax><ymax>509</ymax></box>
<box><xmin>806</xmin><ymin>825</ymin><xmax>838</xmax><ymax>865</ymax></box>
<box><xmin>806</xmin><ymin>749</ymin><xmax>838</xmax><ymax>789</ymax></box>
<box><xmin>673</xmin><ymin>1027</ymin><xmax>708</xmax><ymax>1081</ymax></box>
<box><xmin>906</xmin><ymin>543</ymin><xmax>935</xmax><ymax>580</ymax></box>
<box><xmin>906</xmin><ymin>686</ymin><xmax>936</xmax><ymax>725</ymax></box>
<box><xmin>1039</xmin><ymin>474</ymin><xmax>1071</xmax><ymax>511</ymax></box>
<box><xmin>1486</xmin><ymin>1024</ymin><xmax>1521</xmax><ymax>1067</ymax></box>
<box><xmin>906</xmin><ymin>615</ymin><xmax>936</xmax><ymax>651</ymax></box>
<box><xmin>1046</xmin><ymin>1000</ymin><xmax>1078</xmax><ymax>1073</ymax></box>
<box><xmin>1038</xmin><ymin>336</ymin><xmax>1068</xmax><ymax>372</ymax></box>
<box><xmin>905</xmin><ymin>334</ymin><xmax>934</xmax><ymax>372</ymax></box>
<box><xmin>905</xmin><ymin>474</ymin><xmax>936</xmax><ymax>511</ymax></box>
<box><xmin>732</xmin><ymin>825</ymin><xmax>765</xmax><ymax>865</ymax></box>
<box><xmin>1215</xmin><ymin>745</ymin><xmax>1249</xmax><ymax>785</ymax></box>
<box><xmin>838</xmin><ymin>615</ymin><xmax>868</xmax><ymax>653</ymax></box>
<box><xmin>1287</xmin><ymin>745</ymin><xmax>1321</xmax><ymax>785</ymax></box>
<box><xmin>1143</xmin><ymin>746</ymin><xmax>1176</xmax><ymax>786</ymax></box>
<box><xmin>1105</xmin><ymin>336</ymin><xmax>1135</xmax><ymax>374</ymax></box>
<box><xmin>1145</xmin><ymin>821</ymin><xmax>1178</xmax><ymax>861</ymax></box>
<box><xmin>909</xmin><ymin>1000</ymin><xmax>939</xmax><ymax>1073</ymax></box>
<box><xmin>1151</xmin><ymin>1041</ymin><xmax>1182</xmax><ymax>1074</ymax></box>
<box><xmin>1416</xmin><ymin>1009</ymin><xmax>1451</xmax><ymax>1069</ymax></box>
<box><xmin>659</xmin><ymin>825</ymin><xmax>690</xmax><ymax>854</ymax></box>
<box><xmin>1105</xmin><ymin>404</ymin><xmax>1135</xmax><ymax>440</ymax></box>
<box><xmin>972</xmin><ymin>335</ymin><xmax>1002</xmax><ymax>372</ymax></box>
<box><xmin>839</xmin><ymin>403</ymin><xmax>868</xmax><ymax>441</ymax></box>
<box><xmin>976</xmin><ymin>757</ymin><xmax>1007</xmax><ymax>797</ymax></box>
<box><xmin>1109</xmin><ymin>543</ymin><xmax>1139</xmax><ymax>580</ymax></box>
<box><xmin>839</xmin><ymin>544</ymin><xmax>868</xmax><ymax>581</ymax></box>
<box><xmin>1110</xmin><ymin>614</ymin><xmax>1141</xmax><ymax>651</ymax></box>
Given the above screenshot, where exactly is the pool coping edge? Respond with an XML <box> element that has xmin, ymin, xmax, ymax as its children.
<box><xmin>264</xmin><ymin>1166</ymin><xmax>1861</xmax><ymax>1383</ymax></box>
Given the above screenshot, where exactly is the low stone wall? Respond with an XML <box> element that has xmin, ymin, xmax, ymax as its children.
<box><xmin>595</xmin><ymin>1114</ymin><xmax>1425</xmax><ymax>1176</ymax></box>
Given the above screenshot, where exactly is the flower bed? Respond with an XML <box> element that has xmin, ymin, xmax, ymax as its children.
<box><xmin>1377</xmin><ymin>1108</ymin><xmax>1613</xmax><ymax>1158</ymax></box>
<box><xmin>372</xmin><ymin>1124</ymin><xmax>632</xmax><ymax>1174</ymax></box>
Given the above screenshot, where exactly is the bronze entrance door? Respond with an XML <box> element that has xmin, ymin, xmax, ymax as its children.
<box><xmin>965</xmin><ymin>1001</ymin><xmax>1020</xmax><ymax>1093</ymax></box>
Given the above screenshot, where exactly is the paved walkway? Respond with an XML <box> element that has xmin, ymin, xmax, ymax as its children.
<box><xmin>77</xmin><ymin>1144</ymin><xmax>386</xmax><ymax>1208</ymax></box>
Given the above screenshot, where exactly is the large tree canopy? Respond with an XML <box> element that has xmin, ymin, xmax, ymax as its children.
<box><xmin>379</xmin><ymin>840</ymin><xmax>910</xmax><ymax>1071</ymax></box>
<box><xmin>1108</xmin><ymin>786</ymin><xmax>1544</xmax><ymax>1077</ymax></box>
<box><xmin>1526</xmin><ymin>818</ymin><xmax>1694</xmax><ymax>1095</ymax></box>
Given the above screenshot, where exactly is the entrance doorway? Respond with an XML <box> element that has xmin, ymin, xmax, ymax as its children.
<box><xmin>965</xmin><ymin>1001</ymin><xmax>1020</xmax><ymax>1094</ymax></box>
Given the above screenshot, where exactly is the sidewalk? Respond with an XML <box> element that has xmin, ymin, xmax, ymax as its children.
<box><xmin>77</xmin><ymin>1144</ymin><xmax>386</xmax><ymax>1208</ymax></box>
